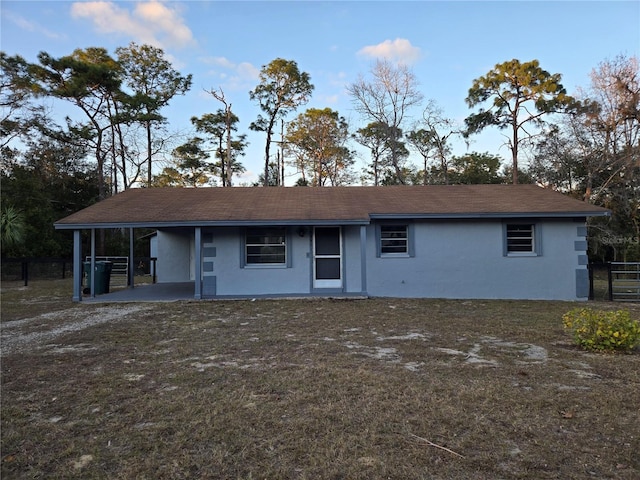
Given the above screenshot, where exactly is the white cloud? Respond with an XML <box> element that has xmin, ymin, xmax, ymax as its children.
<box><xmin>70</xmin><ymin>1</ymin><xmax>195</xmax><ymax>49</ymax></box>
<box><xmin>357</xmin><ymin>38</ymin><xmax>422</xmax><ymax>65</ymax></box>
<box><xmin>321</xmin><ymin>94</ymin><xmax>339</xmax><ymax>105</ymax></box>
<box><xmin>133</xmin><ymin>1</ymin><xmax>193</xmax><ymax>48</ymax></box>
<box><xmin>202</xmin><ymin>56</ymin><xmax>237</xmax><ymax>69</ymax></box>
<box><xmin>236</xmin><ymin>62</ymin><xmax>260</xmax><ymax>80</ymax></box>
<box><xmin>200</xmin><ymin>56</ymin><xmax>260</xmax><ymax>91</ymax></box>
<box><xmin>4</xmin><ymin>10</ymin><xmax>66</xmax><ymax>40</ymax></box>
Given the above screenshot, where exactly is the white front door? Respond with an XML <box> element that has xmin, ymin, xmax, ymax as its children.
<box><xmin>313</xmin><ymin>227</ymin><xmax>342</xmax><ymax>289</ymax></box>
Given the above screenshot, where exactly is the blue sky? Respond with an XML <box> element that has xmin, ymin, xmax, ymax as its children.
<box><xmin>2</xmin><ymin>0</ymin><xmax>639</xmax><ymax>185</ymax></box>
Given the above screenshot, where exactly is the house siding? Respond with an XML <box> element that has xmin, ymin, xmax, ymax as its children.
<box><xmin>154</xmin><ymin>219</ymin><xmax>587</xmax><ymax>301</ymax></box>
<box><xmin>156</xmin><ymin>230</ymin><xmax>191</xmax><ymax>282</ymax></box>
<box><xmin>365</xmin><ymin>219</ymin><xmax>587</xmax><ymax>300</ymax></box>
<box><xmin>213</xmin><ymin>227</ymin><xmax>311</xmax><ymax>296</ymax></box>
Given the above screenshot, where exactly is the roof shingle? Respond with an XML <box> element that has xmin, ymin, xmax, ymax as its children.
<box><xmin>54</xmin><ymin>185</ymin><xmax>609</xmax><ymax>229</ymax></box>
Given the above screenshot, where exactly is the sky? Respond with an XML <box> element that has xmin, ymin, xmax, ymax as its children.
<box><xmin>2</xmin><ymin>0</ymin><xmax>639</xmax><ymax>185</ymax></box>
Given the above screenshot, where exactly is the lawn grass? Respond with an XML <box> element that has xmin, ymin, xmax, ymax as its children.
<box><xmin>1</xmin><ymin>280</ymin><xmax>639</xmax><ymax>479</ymax></box>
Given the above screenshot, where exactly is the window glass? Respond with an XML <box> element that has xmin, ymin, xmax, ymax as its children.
<box><xmin>506</xmin><ymin>224</ymin><xmax>534</xmax><ymax>253</ymax></box>
<box><xmin>315</xmin><ymin>258</ymin><xmax>341</xmax><ymax>279</ymax></box>
<box><xmin>246</xmin><ymin>228</ymin><xmax>286</xmax><ymax>264</ymax></box>
<box><xmin>381</xmin><ymin>225</ymin><xmax>408</xmax><ymax>254</ymax></box>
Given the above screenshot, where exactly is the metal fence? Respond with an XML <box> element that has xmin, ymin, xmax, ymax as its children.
<box><xmin>1</xmin><ymin>257</ymin><xmax>156</xmax><ymax>286</ymax></box>
<box><xmin>1</xmin><ymin>258</ymin><xmax>73</xmax><ymax>285</ymax></box>
<box><xmin>609</xmin><ymin>262</ymin><xmax>640</xmax><ymax>302</ymax></box>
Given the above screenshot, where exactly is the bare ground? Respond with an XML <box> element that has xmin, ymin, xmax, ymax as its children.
<box><xmin>1</xmin><ymin>279</ymin><xmax>639</xmax><ymax>479</ymax></box>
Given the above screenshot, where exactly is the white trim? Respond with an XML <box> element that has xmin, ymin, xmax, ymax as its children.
<box><xmin>313</xmin><ymin>227</ymin><xmax>342</xmax><ymax>289</ymax></box>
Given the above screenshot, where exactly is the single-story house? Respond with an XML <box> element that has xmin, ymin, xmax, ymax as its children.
<box><xmin>54</xmin><ymin>184</ymin><xmax>609</xmax><ymax>301</ymax></box>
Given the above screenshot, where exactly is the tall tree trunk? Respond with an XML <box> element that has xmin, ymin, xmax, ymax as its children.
<box><xmin>264</xmin><ymin>133</ymin><xmax>271</xmax><ymax>186</ymax></box>
<box><xmin>226</xmin><ymin>107</ymin><xmax>232</xmax><ymax>187</ymax></box>
<box><xmin>146</xmin><ymin>120</ymin><xmax>152</xmax><ymax>187</ymax></box>
<box><xmin>280</xmin><ymin>120</ymin><xmax>285</xmax><ymax>186</ymax></box>
<box><xmin>264</xmin><ymin>117</ymin><xmax>276</xmax><ymax>186</ymax></box>
<box><xmin>511</xmin><ymin>116</ymin><xmax>519</xmax><ymax>185</ymax></box>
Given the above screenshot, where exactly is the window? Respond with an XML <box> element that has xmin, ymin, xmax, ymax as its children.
<box><xmin>245</xmin><ymin>228</ymin><xmax>286</xmax><ymax>265</ymax></box>
<box><xmin>380</xmin><ymin>225</ymin><xmax>409</xmax><ymax>255</ymax></box>
<box><xmin>506</xmin><ymin>224</ymin><xmax>535</xmax><ymax>254</ymax></box>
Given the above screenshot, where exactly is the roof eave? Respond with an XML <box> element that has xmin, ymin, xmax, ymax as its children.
<box><xmin>54</xmin><ymin>210</ymin><xmax>611</xmax><ymax>230</ymax></box>
<box><xmin>54</xmin><ymin>218</ymin><xmax>372</xmax><ymax>230</ymax></box>
<box><xmin>369</xmin><ymin>211</ymin><xmax>611</xmax><ymax>220</ymax></box>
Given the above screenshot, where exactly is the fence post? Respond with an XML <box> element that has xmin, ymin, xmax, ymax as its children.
<box><xmin>22</xmin><ymin>259</ymin><xmax>29</xmax><ymax>287</ymax></box>
<box><xmin>607</xmin><ymin>262</ymin><xmax>613</xmax><ymax>301</ymax></box>
<box><xmin>588</xmin><ymin>263</ymin><xmax>594</xmax><ymax>301</ymax></box>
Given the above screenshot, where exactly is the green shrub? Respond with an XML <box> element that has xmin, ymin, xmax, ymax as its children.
<box><xmin>563</xmin><ymin>308</ymin><xmax>640</xmax><ymax>352</ymax></box>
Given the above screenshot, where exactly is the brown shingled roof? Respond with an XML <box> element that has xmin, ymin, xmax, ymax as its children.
<box><xmin>54</xmin><ymin>185</ymin><xmax>609</xmax><ymax>229</ymax></box>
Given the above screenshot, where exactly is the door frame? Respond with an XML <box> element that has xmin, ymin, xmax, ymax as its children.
<box><xmin>312</xmin><ymin>226</ymin><xmax>342</xmax><ymax>289</ymax></box>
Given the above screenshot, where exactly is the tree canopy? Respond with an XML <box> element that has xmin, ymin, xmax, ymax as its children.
<box><xmin>348</xmin><ymin>60</ymin><xmax>423</xmax><ymax>185</ymax></box>
<box><xmin>116</xmin><ymin>42</ymin><xmax>193</xmax><ymax>187</ymax></box>
<box><xmin>465</xmin><ymin>59</ymin><xmax>576</xmax><ymax>184</ymax></box>
<box><xmin>1</xmin><ymin>45</ymin><xmax>637</xmax><ymax>261</ymax></box>
<box><xmin>285</xmin><ymin>108</ymin><xmax>354</xmax><ymax>186</ymax></box>
<box><xmin>249</xmin><ymin>58</ymin><xmax>314</xmax><ymax>186</ymax></box>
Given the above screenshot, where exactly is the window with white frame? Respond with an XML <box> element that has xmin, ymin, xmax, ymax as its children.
<box><xmin>380</xmin><ymin>224</ymin><xmax>409</xmax><ymax>255</ymax></box>
<box><xmin>245</xmin><ymin>227</ymin><xmax>286</xmax><ymax>265</ymax></box>
<box><xmin>506</xmin><ymin>224</ymin><xmax>536</xmax><ymax>254</ymax></box>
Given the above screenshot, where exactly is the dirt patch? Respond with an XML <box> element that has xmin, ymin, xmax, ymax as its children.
<box><xmin>1</xmin><ymin>305</ymin><xmax>151</xmax><ymax>355</ymax></box>
<box><xmin>2</xmin><ymin>284</ymin><xmax>639</xmax><ymax>479</ymax></box>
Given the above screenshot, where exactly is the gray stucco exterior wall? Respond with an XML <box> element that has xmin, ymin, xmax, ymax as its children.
<box><xmin>154</xmin><ymin>218</ymin><xmax>588</xmax><ymax>301</ymax></box>
<box><xmin>366</xmin><ymin>219</ymin><xmax>587</xmax><ymax>300</ymax></box>
<box><xmin>156</xmin><ymin>230</ymin><xmax>192</xmax><ymax>282</ymax></box>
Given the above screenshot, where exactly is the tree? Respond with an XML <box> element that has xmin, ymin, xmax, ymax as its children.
<box><xmin>407</xmin><ymin>100</ymin><xmax>460</xmax><ymax>185</ymax></box>
<box><xmin>529</xmin><ymin>123</ymin><xmax>588</xmax><ymax>194</ymax></box>
<box><xmin>116</xmin><ymin>43</ymin><xmax>192</xmax><ymax>187</ymax></box>
<box><xmin>191</xmin><ymin>104</ymin><xmax>247</xmax><ymax>186</ymax></box>
<box><xmin>249</xmin><ymin>58</ymin><xmax>314</xmax><ymax>186</ymax></box>
<box><xmin>450</xmin><ymin>152</ymin><xmax>504</xmax><ymax>184</ymax></box>
<box><xmin>585</xmin><ymin>55</ymin><xmax>639</xmax><ymax>260</ymax></box>
<box><xmin>581</xmin><ymin>54</ymin><xmax>639</xmax><ymax>200</ymax></box>
<box><xmin>532</xmin><ymin>54</ymin><xmax>639</xmax><ymax>261</ymax></box>
<box><xmin>204</xmin><ymin>88</ymin><xmax>245</xmax><ymax>186</ymax></box>
<box><xmin>0</xmin><ymin>52</ymin><xmax>46</xmax><ymax>150</ymax></box>
<box><xmin>1</xmin><ymin>135</ymin><xmax>98</xmax><ymax>257</ymax></box>
<box><xmin>0</xmin><ymin>206</ymin><xmax>26</xmax><ymax>252</ymax></box>
<box><xmin>255</xmin><ymin>162</ymin><xmax>280</xmax><ymax>187</ymax></box>
<box><xmin>170</xmin><ymin>138</ymin><xmax>212</xmax><ymax>187</ymax></box>
<box><xmin>285</xmin><ymin>108</ymin><xmax>354</xmax><ymax>186</ymax></box>
<box><xmin>465</xmin><ymin>59</ymin><xmax>576</xmax><ymax>184</ymax></box>
<box><xmin>152</xmin><ymin>166</ymin><xmax>187</xmax><ymax>188</ymax></box>
<box><xmin>348</xmin><ymin>59</ymin><xmax>423</xmax><ymax>184</ymax></box>
<box><xmin>353</xmin><ymin>122</ymin><xmax>409</xmax><ymax>185</ymax></box>
<box><xmin>32</xmin><ymin>48</ymin><xmax>124</xmax><ymax>199</ymax></box>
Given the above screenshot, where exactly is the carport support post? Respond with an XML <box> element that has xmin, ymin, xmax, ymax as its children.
<box><xmin>73</xmin><ymin>230</ymin><xmax>82</xmax><ymax>302</ymax></box>
<box><xmin>194</xmin><ymin>227</ymin><xmax>202</xmax><ymax>299</ymax></box>
<box><xmin>129</xmin><ymin>227</ymin><xmax>135</xmax><ymax>288</ymax></box>
<box><xmin>90</xmin><ymin>228</ymin><xmax>96</xmax><ymax>297</ymax></box>
<box><xmin>360</xmin><ymin>225</ymin><xmax>367</xmax><ymax>294</ymax></box>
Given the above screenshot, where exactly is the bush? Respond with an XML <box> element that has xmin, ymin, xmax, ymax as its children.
<box><xmin>563</xmin><ymin>308</ymin><xmax>640</xmax><ymax>352</ymax></box>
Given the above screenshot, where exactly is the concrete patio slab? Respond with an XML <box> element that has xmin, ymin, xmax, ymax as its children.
<box><xmin>82</xmin><ymin>282</ymin><xmax>196</xmax><ymax>303</ymax></box>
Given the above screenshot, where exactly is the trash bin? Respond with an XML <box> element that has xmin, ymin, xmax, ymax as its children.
<box><xmin>83</xmin><ymin>261</ymin><xmax>113</xmax><ymax>294</ymax></box>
